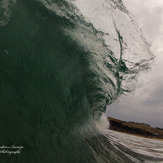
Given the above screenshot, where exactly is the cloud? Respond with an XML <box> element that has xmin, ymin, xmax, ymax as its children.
<box><xmin>106</xmin><ymin>61</ymin><xmax>163</xmax><ymax>127</ymax></box>
<box><xmin>106</xmin><ymin>1</ymin><xmax>163</xmax><ymax>127</ymax></box>
<box><xmin>123</xmin><ymin>0</ymin><xmax>163</xmax><ymax>51</ymax></box>
<box><xmin>106</xmin><ymin>92</ymin><xmax>163</xmax><ymax>127</ymax></box>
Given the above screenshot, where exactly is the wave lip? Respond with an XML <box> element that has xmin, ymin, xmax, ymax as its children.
<box><xmin>0</xmin><ymin>0</ymin><xmax>155</xmax><ymax>162</ymax></box>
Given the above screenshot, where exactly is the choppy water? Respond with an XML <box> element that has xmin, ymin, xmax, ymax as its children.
<box><xmin>105</xmin><ymin>129</ymin><xmax>163</xmax><ymax>162</ymax></box>
<box><xmin>0</xmin><ymin>0</ymin><xmax>161</xmax><ymax>162</ymax></box>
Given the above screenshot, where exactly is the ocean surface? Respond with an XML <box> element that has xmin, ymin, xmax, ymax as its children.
<box><xmin>0</xmin><ymin>0</ymin><xmax>162</xmax><ymax>162</ymax></box>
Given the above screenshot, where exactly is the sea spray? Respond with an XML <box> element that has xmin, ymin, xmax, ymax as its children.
<box><xmin>0</xmin><ymin>0</ymin><xmax>156</xmax><ymax>162</ymax></box>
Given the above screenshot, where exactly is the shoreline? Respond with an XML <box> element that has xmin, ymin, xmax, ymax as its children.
<box><xmin>107</xmin><ymin>117</ymin><xmax>163</xmax><ymax>140</ymax></box>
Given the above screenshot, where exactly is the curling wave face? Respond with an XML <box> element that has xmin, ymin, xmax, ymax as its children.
<box><xmin>0</xmin><ymin>0</ymin><xmax>156</xmax><ymax>162</ymax></box>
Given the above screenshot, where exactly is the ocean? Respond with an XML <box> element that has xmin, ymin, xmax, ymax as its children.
<box><xmin>0</xmin><ymin>0</ymin><xmax>162</xmax><ymax>162</ymax></box>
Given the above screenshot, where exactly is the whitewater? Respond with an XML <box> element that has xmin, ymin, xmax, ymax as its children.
<box><xmin>0</xmin><ymin>0</ymin><xmax>162</xmax><ymax>162</ymax></box>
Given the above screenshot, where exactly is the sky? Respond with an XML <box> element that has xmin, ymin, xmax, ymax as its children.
<box><xmin>106</xmin><ymin>0</ymin><xmax>163</xmax><ymax>128</ymax></box>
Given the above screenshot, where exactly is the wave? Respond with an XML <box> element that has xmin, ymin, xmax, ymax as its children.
<box><xmin>0</xmin><ymin>0</ymin><xmax>157</xmax><ymax>162</ymax></box>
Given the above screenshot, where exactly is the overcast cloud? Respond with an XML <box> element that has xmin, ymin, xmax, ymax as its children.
<box><xmin>106</xmin><ymin>0</ymin><xmax>163</xmax><ymax>128</ymax></box>
<box><xmin>123</xmin><ymin>0</ymin><xmax>163</xmax><ymax>51</ymax></box>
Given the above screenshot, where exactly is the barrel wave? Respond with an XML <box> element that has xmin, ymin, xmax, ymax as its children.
<box><xmin>0</xmin><ymin>0</ymin><xmax>157</xmax><ymax>162</ymax></box>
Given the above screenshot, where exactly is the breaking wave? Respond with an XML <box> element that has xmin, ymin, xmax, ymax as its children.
<box><xmin>0</xmin><ymin>0</ymin><xmax>159</xmax><ymax>162</ymax></box>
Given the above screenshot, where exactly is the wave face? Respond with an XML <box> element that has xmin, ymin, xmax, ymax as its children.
<box><xmin>0</xmin><ymin>0</ymin><xmax>156</xmax><ymax>162</ymax></box>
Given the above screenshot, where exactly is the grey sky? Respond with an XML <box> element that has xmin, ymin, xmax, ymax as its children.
<box><xmin>106</xmin><ymin>0</ymin><xmax>163</xmax><ymax>128</ymax></box>
<box><xmin>123</xmin><ymin>0</ymin><xmax>163</xmax><ymax>51</ymax></box>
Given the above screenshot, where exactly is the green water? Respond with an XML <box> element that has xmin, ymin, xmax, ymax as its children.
<box><xmin>0</xmin><ymin>0</ymin><xmax>156</xmax><ymax>162</ymax></box>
